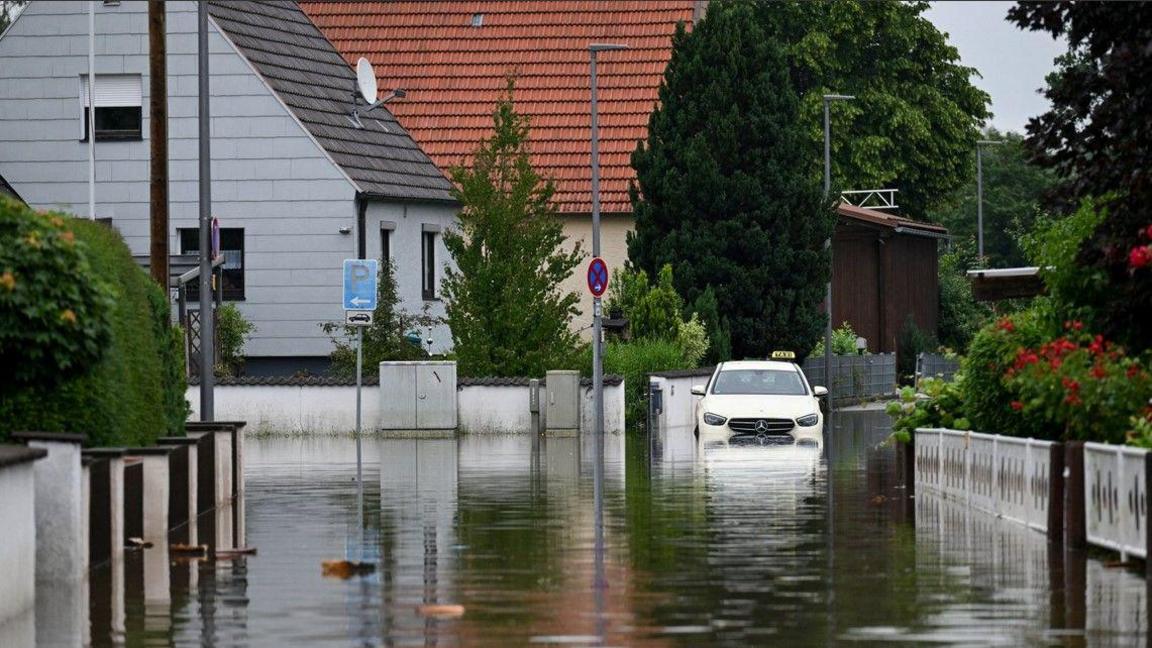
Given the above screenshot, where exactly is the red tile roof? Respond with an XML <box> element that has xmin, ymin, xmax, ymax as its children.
<box><xmin>300</xmin><ymin>1</ymin><xmax>698</xmax><ymax>214</ymax></box>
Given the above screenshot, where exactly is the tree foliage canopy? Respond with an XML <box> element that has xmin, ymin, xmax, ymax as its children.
<box><xmin>928</xmin><ymin>129</ymin><xmax>1056</xmax><ymax>268</ymax></box>
<box><xmin>442</xmin><ymin>84</ymin><xmax>584</xmax><ymax>377</ymax></box>
<box><xmin>628</xmin><ymin>1</ymin><xmax>834</xmax><ymax>361</ymax></box>
<box><xmin>755</xmin><ymin>0</ymin><xmax>991</xmax><ymax>217</ymax></box>
<box><xmin>1008</xmin><ymin>2</ymin><xmax>1152</xmax><ymax>350</ymax></box>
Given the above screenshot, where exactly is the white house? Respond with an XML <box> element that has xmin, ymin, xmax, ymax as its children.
<box><xmin>0</xmin><ymin>0</ymin><xmax>460</xmax><ymax>374</ymax></box>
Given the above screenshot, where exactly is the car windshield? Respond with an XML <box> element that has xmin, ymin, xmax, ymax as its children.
<box><xmin>711</xmin><ymin>369</ymin><xmax>807</xmax><ymax>396</ymax></box>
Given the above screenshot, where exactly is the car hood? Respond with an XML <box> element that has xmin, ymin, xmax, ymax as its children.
<box><xmin>700</xmin><ymin>394</ymin><xmax>818</xmax><ymax>419</ymax></box>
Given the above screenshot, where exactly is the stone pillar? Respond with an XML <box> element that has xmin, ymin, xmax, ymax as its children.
<box><xmin>0</xmin><ymin>445</ymin><xmax>48</xmax><ymax>630</ymax></box>
<box><xmin>81</xmin><ymin>448</ymin><xmax>126</xmax><ymax>569</ymax></box>
<box><xmin>157</xmin><ymin>437</ymin><xmax>199</xmax><ymax>545</ymax></box>
<box><xmin>12</xmin><ymin>433</ymin><xmax>85</xmax><ymax>583</ymax></box>
<box><xmin>123</xmin><ymin>447</ymin><xmax>172</xmax><ymax>545</ymax></box>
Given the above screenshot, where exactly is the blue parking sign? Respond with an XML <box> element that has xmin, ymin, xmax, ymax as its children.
<box><xmin>343</xmin><ymin>259</ymin><xmax>378</xmax><ymax>311</ymax></box>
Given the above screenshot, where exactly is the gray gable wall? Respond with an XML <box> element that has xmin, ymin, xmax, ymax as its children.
<box><xmin>0</xmin><ymin>0</ymin><xmax>458</xmax><ymax>359</ymax></box>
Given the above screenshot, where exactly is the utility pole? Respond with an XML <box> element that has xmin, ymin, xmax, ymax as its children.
<box><xmin>86</xmin><ymin>1</ymin><xmax>95</xmax><ymax>221</ymax></box>
<box><xmin>148</xmin><ymin>0</ymin><xmax>169</xmax><ymax>287</ymax></box>
<box><xmin>821</xmin><ymin>93</ymin><xmax>853</xmax><ymax>440</ymax></box>
<box><xmin>976</xmin><ymin>139</ymin><xmax>1005</xmax><ymax>262</ymax></box>
<box><xmin>197</xmin><ymin>1</ymin><xmax>214</xmax><ymax>421</ymax></box>
<box><xmin>589</xmin><ymin>42</ymin><xmax>627</xmax><ymax>600</ymax></box>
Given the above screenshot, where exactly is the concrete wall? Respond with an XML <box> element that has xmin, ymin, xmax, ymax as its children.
<box><xmin>0</xmin><ymin>461</ymin><xmax>37</xmax><ymax>625</ymax></box>
<box><xmin>0</xmin><ymin>1</ymin><xmax>457</xmax><ymax>357</ymax></box>
<box><xmin>188</xmin><ymin>381</ymin><xmax>626</xmax><ymax>434</ymax></box>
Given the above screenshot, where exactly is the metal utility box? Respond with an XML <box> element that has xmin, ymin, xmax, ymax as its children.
<box><xmin>379</xmin><ymin>361</ymin><xmax>458</xmax><ymax>430</ymax></box>
<box><xmin>544</xmin><ymin>370</ymin><xmax>580</xmax><ymax>433</ymax></box>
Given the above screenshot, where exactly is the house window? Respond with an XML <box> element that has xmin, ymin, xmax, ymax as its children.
<box><xmin>422</xmin><ymin>230</ymin><xmax>437</xmax><ymax>300</ymax></box>
<box><xmin>178</xmin><ymin>227</ymin><xmax>246</xmax><ymax>301</ymax></box>
<box><xmin>80</xmin><ymin>74</ymin><xmax>142</xmax><ymax>141</ymax></box>
<box><xmin>381</xmin><ymin>227</ymin><xmax>391</xmax><ymax>264</ymax></box>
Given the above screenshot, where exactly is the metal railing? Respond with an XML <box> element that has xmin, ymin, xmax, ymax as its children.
<box><xmin>916</xmin><ymin>352</ymin><xmax>961</xmax><ymax>382</ymax></box>
<box><xmin>915</xmin><ymin>428</ymin><xmax>1054</xmax><ymax>532</ymax></box>
<box><xmin>802</xmin><ymin>353</ymin><xmax>896</xmax><ymax>403</ymax></box>
<box><xmin>1084</xmin><ymin>442</ymin><xmax>1148</xmax><ymax>560</ymax></box>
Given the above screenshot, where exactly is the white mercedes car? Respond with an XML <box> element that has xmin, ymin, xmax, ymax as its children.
<box><xmin>692</xmin><ymin>359</ymin><xmax>827</xmax><ymax>446</ymax></box>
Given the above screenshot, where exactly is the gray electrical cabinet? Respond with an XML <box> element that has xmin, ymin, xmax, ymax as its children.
<box><xmin>544</xmin><ymin>370</ymin><xmax>580</xmax><ymax>433</ymax></box>
<box><xmin>379</xmin><ymin>361</ymin><xmax>458</xmax><ymax>430</ymax></box>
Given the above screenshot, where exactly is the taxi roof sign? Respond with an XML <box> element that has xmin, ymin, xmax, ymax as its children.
<box><xmin>770</xmin><ymin>350</ymin><xmax>796</xmax><ymax>360</ymax></box>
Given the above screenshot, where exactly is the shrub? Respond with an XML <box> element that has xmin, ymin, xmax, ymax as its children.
<box><xmin>886</xmin><ymin>377</ymin><xmax>969</xmax><ymax>443</ymax></box>
<box><xmin>215</xmin><ymin>303</ymin><xmax>255</xmax><ymax>377</ymax></box>
<box><xmin>606</xmin><ymin>263</ymin><xmax>710</xmax><ymax>368</ymax></box>
<box><xmin>581</xmin><ymin>338</ymin><xmax>689</xmax><ymax>428</ymax></box>
<box><xmin>897</xmin><ymin>316</ymin><xmax>938</xmax><ymax>384</ymax></box>
<box><xmin>1004</xmin><ymin>325</ymin><xmax>1152</xmax><ymax>444</ymax></box>
<box><xmin>0</xmin><ymin>197</ymin><xmax>114</xmax><ymax>389</ymax></box>
<box><xmin>962</xmin><ymin>309</ymin><xmax>1051</xmax><ymax>438</ymax></box>
<box><xmin>937</xmin><ymin>248</ymin><xmax>991</xmax><ymax>352</ymax></box>
<box><xmin>0</xmin><ymin>215</ymin><xmax>188</xmax><ymax>445</ymax></box>
<box><xmin>810</xmin><ymin>321</ymin><xmax>865</xmax><ymax>357</ymax></box>
<box><xmin>691</xmin><ymin>286</ymin><xmax>732</xmax><ymax>365</ymax></box>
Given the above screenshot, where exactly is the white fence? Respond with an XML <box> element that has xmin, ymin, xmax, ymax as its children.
<box><xmin>914</xmin><ymin>428</ymin><xmax>1054</xmax><ymax>532</ymax></box>
<box><xmin>1084</xmin><ymin>442</ymin><xmax>1148</xmax><ymax>560</ymax></box>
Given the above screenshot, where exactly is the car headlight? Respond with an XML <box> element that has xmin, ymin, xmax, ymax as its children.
<box><xmin>796</xmin><ymin>413</ymin><xmax>820</xmax><ymax>427</ymax></box>
<box><xmin>702</xmin><ymin>412</ymin><xmax>727</xmax><ymax>426</ymax></box>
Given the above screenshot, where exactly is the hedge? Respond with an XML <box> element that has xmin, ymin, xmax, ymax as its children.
<box><xmin>0</xmin><ymin>203</ymin><xmax>187</xmax><ymax>446</ymax></box>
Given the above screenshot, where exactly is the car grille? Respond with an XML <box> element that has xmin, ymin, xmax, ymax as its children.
<box><xmin>727</xmin><ymin>418</ymin><xmax>795</xmax><ymax>437</ymax></box>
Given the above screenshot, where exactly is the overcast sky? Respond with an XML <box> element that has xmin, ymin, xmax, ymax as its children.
<box><xmin>924</xmin><ymin>1</ymin><xmax>1068</xmax><ymax>135</ymax></box>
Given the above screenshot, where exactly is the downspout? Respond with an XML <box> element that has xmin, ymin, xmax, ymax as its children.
<box><xmin>355</xmin><ymin>192</ymin><xmax>367</xmax><ymax>259</ymax></box>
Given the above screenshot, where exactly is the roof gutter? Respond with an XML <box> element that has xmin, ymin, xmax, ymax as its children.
<box><xmin>358</xmin><ymin>191</ymin><xmax>461</xmax><ymax>207</ymax></box>
<box><xmin>355</xmin><ymin>191</ymin><xmax>367</xmax><ymax>259</ymax></box>
<box><xmin>893</xmin><ymin>226</ymin><xmax>951</xmax><ymax>241</ymax></box>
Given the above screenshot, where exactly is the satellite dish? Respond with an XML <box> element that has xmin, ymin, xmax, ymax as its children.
<box><xmin>356</xmin><ymin>57</ymin><xmax>378</xmax><ymax>104</ymax></box>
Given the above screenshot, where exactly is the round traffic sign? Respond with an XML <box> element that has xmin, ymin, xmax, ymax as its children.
<box><xmin>587</xmin><ymin>257</ymin><xmax>609</xmax><ymax>297</ymax></box>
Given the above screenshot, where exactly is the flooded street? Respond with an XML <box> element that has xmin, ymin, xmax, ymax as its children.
<box><xmin>89</xmin><ymin>409</ymin><xmax>1147</xmax><ymax>646</ymax></box>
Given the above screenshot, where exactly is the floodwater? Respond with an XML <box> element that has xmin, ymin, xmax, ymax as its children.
<box><xmin>68</xmin><ymin>408</ymin><xmax>1147</xmax><ymax>646</ymax></box>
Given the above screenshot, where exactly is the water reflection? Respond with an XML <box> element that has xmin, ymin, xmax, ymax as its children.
<box><xmin>73</xmin><ymin>414</ymin><xmax>1150</xmax><ymax>646</ymax></box>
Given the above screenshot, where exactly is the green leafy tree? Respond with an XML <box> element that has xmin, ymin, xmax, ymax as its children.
<box><xmin>928</xmin><ymin>129</ymin><xmax>1056</xmax><ymax>267</ymax></box>
<box><xmin>629</xmin><ymin>1</ymin><xmax>835</xmax><ymax>361</ymax></box>
<box><xmin>1008</xmin><ymin>2</ymin><xmax>1152</xmax><ymax>351</ymax></box>
<box><xmin>442</xmin><ymin>83</ymin><xmax>584</xmax><ymax>377</ymax></box>
<box><xmin>754</xmin><ymin>0</ymin><xmax>991</xmax><ymax>217</ymax></box>
<box><xmin>322</xmin><ymin>260</ymin><xmax>435</xmax><ymax>378</ymax></box>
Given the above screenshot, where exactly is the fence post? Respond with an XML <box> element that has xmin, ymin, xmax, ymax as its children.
<box><xmin>903</xmin><ymin>433</ymin><xmax>916</xmax><ymax>496</ymax></box>
<box><xmin>1146</xmin><ymin>453</ymin><xmax>1152</xmax><ymax>579</ymax></box>
<box><xmin>1048</xmin><ymin>442</ymin><xmax>1065</xmax><ymax>545</ymax></box>
<box><xmin>1065</xmin><ymin>441</ymin><xmax>1086</xmax><ymax>550</ymax></box>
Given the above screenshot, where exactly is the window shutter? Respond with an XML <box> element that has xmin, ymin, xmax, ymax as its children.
<box><xmin>80</xmin><ymin>74</ymin><xmax>142</xmax><ymax>107</ymax></box>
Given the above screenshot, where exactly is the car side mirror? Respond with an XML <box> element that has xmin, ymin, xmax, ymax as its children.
<box><xmin>813</xmin><ymin>386</ymin><xmax>828</xmax><ymax>397</ymax></box>
<box><xmin>690</xmin><ymin>385</ymin><xmax>706</xmax><ymax>397</ymax></box>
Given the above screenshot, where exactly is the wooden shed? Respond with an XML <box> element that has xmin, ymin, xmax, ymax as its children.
<box><xmin>831</xmin><ymin>204</ymin><xmax>948</xmax><ymax>353</ymax></box>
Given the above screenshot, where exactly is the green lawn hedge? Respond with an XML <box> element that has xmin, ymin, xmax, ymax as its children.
<box><xmin>0</xmin><ymin>203</ymin><xmax>187</xmax><ymax>446</ymax></box>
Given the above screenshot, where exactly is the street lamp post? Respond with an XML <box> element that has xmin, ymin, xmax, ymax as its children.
<box><xmin>976</xmin><ymin>139</ymin><xmax>1005</xmax><ymax>261</ymax></box>
<box><xmin>197</xmin><ymin>1</ymin><xmax>214</xmax><ymax>420</ymax></box>
<box><xmin>589</xmin><ymin>42</ymin><xmax>627</xmax><ymax>600</ymax></box>
<box><xmin>821</xmin><ymin>93</ymin><xmax>853</xmax><ymax>439</ymax></box>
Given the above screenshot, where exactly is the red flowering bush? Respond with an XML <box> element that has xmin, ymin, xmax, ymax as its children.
<box><xmin>1004</xmin><ymin>324</ymin><xmax>1152</xmax><ymax>444</ymax></box>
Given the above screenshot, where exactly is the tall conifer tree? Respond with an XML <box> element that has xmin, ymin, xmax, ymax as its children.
<box><xmin>628</xmin><ymin>1</ymin><xmax>834</xmax><ymax>360</ymax></box>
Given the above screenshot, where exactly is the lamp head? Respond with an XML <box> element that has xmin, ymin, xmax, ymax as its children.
<box><xmin>590</xmin><ymin>43</ymin><xmax>629</xmax><ymax>53</ymax></box>
<box><xmin>823</xmin><ymin>94</ymin><xmax>856</xmax><ymax>102</ymax></box>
